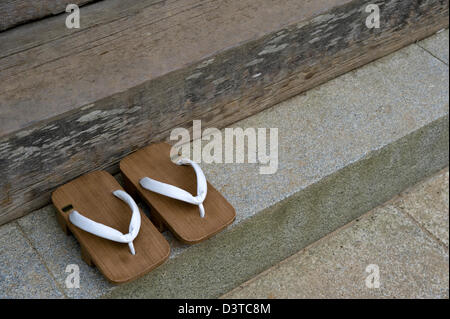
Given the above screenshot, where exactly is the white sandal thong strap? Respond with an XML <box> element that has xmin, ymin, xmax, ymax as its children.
<box><xmin>68</xmin><ymin>190</ymin><xmax>141</xmax><ymax>255</ymax></box>
<box><xmin>140</xmin><ymin>158</ymin><xmax>208</xmax><ymax>218</ymax></box>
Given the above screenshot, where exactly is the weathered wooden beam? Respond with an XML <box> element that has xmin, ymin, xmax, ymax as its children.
<box><xmin>0</xmin><ymin>0</ymin><xmax>448</xmax><ymax>225</ymax></box>
<box><xmin>0</xmin><ymin>0</ymin><xmax>98</xmax><ymax>32</ymax></box>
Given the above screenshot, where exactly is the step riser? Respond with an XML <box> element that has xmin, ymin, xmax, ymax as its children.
<box><xmin>0</xmin><ymin>0</ymin><xmax>448</xmax><ymax>225</ymax></box>
<box><xmin>106</xmin><ymin>116</ymin><xmax>449</xmax><ymax>298</ymax></box>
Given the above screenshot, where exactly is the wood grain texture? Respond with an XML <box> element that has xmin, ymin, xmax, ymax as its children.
<box><xmin>52</xmin><ymin>170</ymin><xmax>170</xmax><ymax>284</ymax></box>
<box><xmin>0</xmin><ymin>0</ymin><xmax>97</xmax><ymax>31</ymax></box>
<box><xmin>0</xmin><ymin>0</ymin><xmax>353</xmax><ymax>136</ymax></box>
<box><xmin>0</xmin><ymin>0</ymin><xmax>448</xmax><ymax>225</ymax></box>
<box><xmin>120</xmin><ymin>143</ymin><xmax>236</xmax><ymax>244</ymax></box>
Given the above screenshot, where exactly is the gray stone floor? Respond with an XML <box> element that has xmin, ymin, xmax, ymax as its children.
<box><xmin>418</xmin><ymin>29</ymin><xmax>449</xmax><ymax>65</ymax></box>
<box><xmin>0</xmin><ymin>222</ymin><xmax>64</xmax><ymax>298</ymax></box>
<box><xmin>222</xmin><ymin>168</ymin><xmax>449</xmax><ymax>299</ymax></box>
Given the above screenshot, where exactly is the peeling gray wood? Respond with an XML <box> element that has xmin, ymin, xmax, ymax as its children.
<box><xmin>0</xmin><ymin>0</ymin><xmax>355</xmax><ymax>136</ymax></box>
<box><xmin>0</xmin><ymin>0</ymin><xmax>449</xmax><ymax>225</ymax></box>
<box><xmin>0</xmin><ymin>0</ymin><xmax>97</xmax><ymax>31</ymax></box>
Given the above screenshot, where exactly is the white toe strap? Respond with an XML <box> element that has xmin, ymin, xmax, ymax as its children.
<box><xmin>68</xmin><ymin>190</ymin><xmax>141</xmax><ymax>255</ymax></box>
<box><xmin>140</xmin><ymin>158</ymin><xmax>208</xmax><ymax>218</ymax></box>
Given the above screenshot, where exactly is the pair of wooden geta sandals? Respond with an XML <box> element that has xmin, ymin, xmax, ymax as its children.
<box><xmin>52</xmin><ymin>143</ymin><xmax>236</xmax><ymax>283</ymax></box>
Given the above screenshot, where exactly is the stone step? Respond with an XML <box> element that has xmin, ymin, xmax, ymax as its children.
<box><xmin>221</xmin><ymin>168</ymin><xmax>449</xmax><ymax>299</ymax></box>
<box><xmin>0</xmin><ymin>32</ymin><xmax>447</xmax><ymax>298</ymax></box>
<box><xmin>0</xmin><ymin>0</ymin><xmax>448</xmax><ymax>225</ymax></box>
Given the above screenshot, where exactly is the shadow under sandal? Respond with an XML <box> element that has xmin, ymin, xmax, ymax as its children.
<box><xmin>51</xmin><ymin>171</ymin><xmax>170</xmax><ymax>284</ymax></box>
<box><xmin>120</xmin><ymin>143</ymin><xmax>236</xmax><ymax>244</ymax></box>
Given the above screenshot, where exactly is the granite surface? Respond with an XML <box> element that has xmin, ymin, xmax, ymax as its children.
<box><xmin>222</xmin><ymin>169</ymin><xmax>449</xmax><ymax>299</ymax></box>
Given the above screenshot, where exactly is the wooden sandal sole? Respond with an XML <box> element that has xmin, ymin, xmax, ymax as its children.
<box><xmin>52</xmin><ymin>171</ymin><xmax>170</xmax><ymax>284</ymax></box>
<box><xmin>120</xmin><ymin>143</ymin><xmax>236</xmax><ymax>244</ymax></box>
